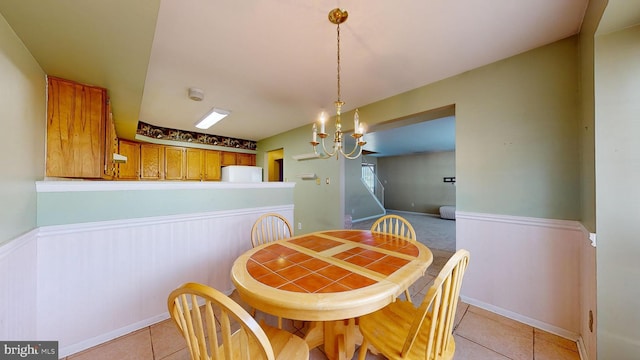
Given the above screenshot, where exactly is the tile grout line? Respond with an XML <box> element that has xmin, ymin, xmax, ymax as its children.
<box><xmin>454</xmin><ymin>332</ymin><xmax>517</xmax><ymax>360</ymax></box>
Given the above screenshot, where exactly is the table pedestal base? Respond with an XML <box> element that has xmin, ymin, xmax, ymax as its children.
<box><xmin>304</xmin><ymin>319</ymin><xmax>362</xmax><ymax>360</ymax></box>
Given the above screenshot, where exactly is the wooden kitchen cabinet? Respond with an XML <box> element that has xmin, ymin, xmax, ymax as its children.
<box><xmin>221</xmin><ymin>151</ymin><xmax>237</xmax><ymax>166</ymax></box>
<box><xmin>221</xmin><ymin>151</ymin><xmax>255</xmax><ymax>166</ymax></box>
<box><xmin>164</xmin><ymin>146</ymin><xmax>185</xmax><ymax>180</ymax></box>
<box><xmin>185</xmin><ymin>148</ymin><xmax>222</xmax><ymax>181</ymax></box>
<box><xmin>140</xmin><ymin>143</ymin><xmax>164</xmax><ymax>180</ymax></box>
<box><xmin>103</xmin><ymin>101</ymin><xmax>119</xmax><ymax>178</ymax></box>
<box><xmin>237</xmin><ymin>153</ymin><xmax>256</xmax><ymax>166</ymax></box>
<box><xmin>46</xmin><ymin>76</ymin><xmax>107</xmax><ymax>178</ymax></box>
<box><xmin>203</xmin><ymin>150</ymin><xmax>221</xmax><ymax>180</ymax></box>
<box><xmin>185</xmin><ymin>148</ymin><xmax>204</xmax><ymax>180</ymax></box>
<box><xmin>117</xmin><ymin>140</ymin><xmax>140</xmax><ymax>179</ymax></box>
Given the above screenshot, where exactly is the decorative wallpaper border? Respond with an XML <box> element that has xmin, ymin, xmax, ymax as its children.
<box><xmin>137</xmin><ymin>121</ymin><xmax>257</xmax><ymax>150</ymax></box>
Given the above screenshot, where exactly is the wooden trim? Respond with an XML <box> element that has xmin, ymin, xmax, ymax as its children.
<box><xmin>35</xmin><ymin>180</ymin><xmax>295</xmax><ymax>192</ymax></box>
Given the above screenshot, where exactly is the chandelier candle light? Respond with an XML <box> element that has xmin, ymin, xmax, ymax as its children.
<box><xmin>311</xmin><ymin>8</ymin><xmax>366</xmax><ymax>160</ymax></box>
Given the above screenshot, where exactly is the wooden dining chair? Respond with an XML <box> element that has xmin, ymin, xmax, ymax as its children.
<box><xmin>251</xmin><ymin>213</ymin><xmax>293</xmax><ymax>248</ymax></box>
<box><xmin>250</xmin><ymin>213</ymin><xmax>293</xmax><ymax>328</ymax></box>
<box><xmin>370</xmin><ymin>214</ymin><xmax>417</xmax><ymax>301</ymax></box>
<box><xmin>370</xmin><ymin>214</ymin><xmax>417</xmax><ymax>240</ymax></box>
<box><xmin>167</xmin><ymin>282</ymin><xmax>309</xmax><ymax>360</ymax></box>
<box><xmin>357</xmin><ymin>249</ymin><xmax>470</xmax><ymax>360</ymax></box>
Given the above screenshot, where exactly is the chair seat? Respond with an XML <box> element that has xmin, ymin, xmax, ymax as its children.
<box><xmin>217</xmin><ymin>322</ymin><xmax>308</xmax><ymax>360</ymax></box>
<box><xmin>359</xmin><ymin>299</ymin><xmax>456</xmax><ymax>360</ymax></box>
<box><xmin>261</xmin><ymin>322</ymin><xmax>310</xmax><ymax>360</ymax></box>
<box><xmin>358</xmin><ymin>249</ymin><xmax>469</xmax><ymax>360</ymax></box>
<box><xmin>168</xmin><ymin>282</ymin><xmax>309</xmax><ymax>360</ymax></box>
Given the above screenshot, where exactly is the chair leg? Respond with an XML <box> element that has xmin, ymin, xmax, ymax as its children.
<box><xmin>404</xmin><ymin>289</ymin><xmax>412</xmax><ymax>302</ymax></box>
<box><xmin>357</xmin><ymin>338</ymin><xmax>369</xmax><ymax>360</ymax></box>
<box><xmin>253</xmin><ymin>307</ymin><xmax>282</xmax><ymax>329</ymax></box>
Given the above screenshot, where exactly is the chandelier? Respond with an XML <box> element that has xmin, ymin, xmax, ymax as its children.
<box><xmin>311</xmin><ymin>8</ymin><xmax>366</xmax><ymax>160</ymax></box>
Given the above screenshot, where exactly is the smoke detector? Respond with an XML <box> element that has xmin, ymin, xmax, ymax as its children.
<box><xmin>188</xmin><ymin>87</ymin><xmax>204</xmax><ymax>101</ymax></box>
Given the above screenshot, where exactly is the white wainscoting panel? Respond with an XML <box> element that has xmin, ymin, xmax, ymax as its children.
<box><xmin>35</xmin><ymin>205</ymin><xmax>293</xmax><ymax>357</ymax></box>
<box><xmin>6</xmin><ymin>207</ymin><xmax>593</xmax><ymax>358</ymax></box>
<box><xmin>456</xmin><ymin>211</ymin><xmax>585</xmax><ymax>340</ymax></box>
<box><xmin>0</xmin><ymin>229</ymin><xmax>38</xmax><ymax>341</ymax></box>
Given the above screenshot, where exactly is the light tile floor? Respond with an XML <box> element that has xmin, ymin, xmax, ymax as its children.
<box><xmin>65</xmin><ymin>249</ymin><xmax>581</xmax><ymax>360</ymax></box>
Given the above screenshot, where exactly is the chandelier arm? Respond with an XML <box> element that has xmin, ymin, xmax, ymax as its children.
<box><xmin>342</xmin><ymin>145</ymin><xmax>364</xmax><ymax>160</ymax></box>
<box><xmin>311</xmin><ymin>143</ymin><xmax>329</xmax><ymax>159</ymax></box>
<box><xmin>320</xmin><ymin>137</ymin><xmax>337</xmax><ymax>157</ymax></box>
<box><xmin>343</xmin><ymin>142</ymin><xmax>361</xmax><ymax>157</ymax></box>
<box><xmin>313</xmin><ymin>149</ymin><xmax>332</xmax><ymax>159</ymax></box>
<box><xmin>312</xmin><ymin>141</ymin><xmax>333</xmax><ymax>159</ymax></box>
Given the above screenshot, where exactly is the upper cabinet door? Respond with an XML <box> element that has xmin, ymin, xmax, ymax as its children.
<box><xmin>117</xmin><ymin>140</ymin><xmax>140</xmax><ymax>179</ymax></box>
<box><xmin>203</xmin><ymin>150</ymin><xmax>221</xmax><ymax>181</ymax></box>
<box><xmin>140</xmin><ymin>144</ymin><xmax>164</xmax><ymax>180</ymax></box>
<box><xmin>46</xmin><ymin>77</ymin><xmax>107</xmax><ymax>178</ymax></box>
<box><xmin>185</xmin><ymin>148</ymin><xmax>204</xmax><ymax>180</ymax></box>
<box><xmin>103</xmin><ymin>101</ymin><xmax>118</xmax><ymax>178</ymax></box>
<box><xmin>237</xmin><ymin>153</ymin><xmax>256</xmax><ymax>166</ymax></box>
<box><xmin>221</xmin><ymin>151</ymin><xmax>237</xmax><ymax>166</ymax></box>
<box><xmin>165</xmin><ymin>146</ymin><xmax>185</xmax><ymax>180</ymax></box>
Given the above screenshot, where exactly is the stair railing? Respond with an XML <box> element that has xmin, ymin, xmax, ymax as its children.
<box><xmin>361</xmin><ymin>164</ymin><xmax>384</xmax><ymax>207</ymax></box>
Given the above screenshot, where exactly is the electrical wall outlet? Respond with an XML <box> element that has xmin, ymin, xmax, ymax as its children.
<box><xmin>297</xmin><ymin>222</ymin><xmax>302</xmax><ymax>230</ymax></box>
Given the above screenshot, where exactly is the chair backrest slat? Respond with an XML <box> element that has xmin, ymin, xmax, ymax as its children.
<box><xmin>206</xmin><ymin>301</ymin><xmax>220</xmax><ymax>359</ymax></box>
<box><xmin>168</xmin><ymin>282</ymin><xmax>276</xmax><ymax>360</ymax></box>
<box><xmin>370</xmin><ymin>214</ymin><xmax>417</xmax><ymax>241</ymax></box>
<box><xmin>400</xmin><ymin>249</ymin><xmax>470</xmax><ymax>359</ymax></box>
<box><xmin>251</xmin><ymin>213</ymin><xmax>293</xmax><ymax>247</ymax></box>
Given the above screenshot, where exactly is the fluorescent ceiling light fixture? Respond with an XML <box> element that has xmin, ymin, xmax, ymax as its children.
<box><xmin>195</xmin><ymin>107</ymin><xmax>230</xmax><ymax>129</ymax></box>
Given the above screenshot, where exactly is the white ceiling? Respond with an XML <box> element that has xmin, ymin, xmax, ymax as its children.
<box><xmin>0</xmin><ymin>0</ymin><xmax>588</xmax><ymax>156</ymax></box>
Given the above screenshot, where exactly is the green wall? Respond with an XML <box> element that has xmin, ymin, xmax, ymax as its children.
<box><xmin>0</xmin><ymin>13</ymin><xmax>45</xmax><ymax>244</ymax></box>
<box><xmin>257</xmin><ymin>125</ymin><xmax>344</xmax><ymax>233</ymax></box>
<box><xmin>579</xmin><ymin>0</ymin><xmax>604</xmax><ymax>234</ymax></box>
<box><xmin>595</xmin><ymin>22</ymin><xmax>640</xmax><ymax>358</ymax></box>
<box><xmin>378</xmin><ymin>151</ymin><xmax>456</xmax><ymax>214</ymax></box>
<box><xmin>36</xmin><ymin>186</ymin><xmax>294</xmax><ymax>226</ymax></box>
<box><xmin>258</xmin><ymin>36</ymin><xmax>581</xmax><ymax>230</ymax></box>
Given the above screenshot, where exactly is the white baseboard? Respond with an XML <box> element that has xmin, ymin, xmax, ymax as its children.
<box><xmin>460</xmin><ymin>295</ymin><xmax>580</xmax><ymax>342</ymax></box>
<box><xmin>59</xmin><ymin>313</ymin><xmax>170</xmax><ymax>357</ymax></box>
<box><xmin>59</xmin><ymin>280</ymin><xmax>245</xmax><ymax>356</ymax></box>
<box><xmin>576</xmin><ymin>336</ymin><xmax>589</xmax><ymax>360</ymax></box>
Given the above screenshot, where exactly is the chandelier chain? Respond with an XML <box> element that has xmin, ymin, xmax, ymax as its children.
<box><xmin>336</xmin><ymin>23</ymin><xmax>341</xmax><ymax>103</ymax></box>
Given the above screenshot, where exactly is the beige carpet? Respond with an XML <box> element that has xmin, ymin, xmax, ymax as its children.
<box><xmin>352</xmin><ymin>210</ymin><xmax>456</xmax><ymax>252</ymax></box>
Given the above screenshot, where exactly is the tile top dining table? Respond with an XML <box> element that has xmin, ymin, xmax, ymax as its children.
<box><xmin>231</xmin><ymin>229</ymin><xmax>433</xmax><ymax>360</ymax></box>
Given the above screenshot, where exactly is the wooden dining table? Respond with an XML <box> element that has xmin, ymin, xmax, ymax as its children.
<box><xmin>231</xmin><ymin>229</ymin><xmax>433</xmax><ymax>360</ymax></box>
